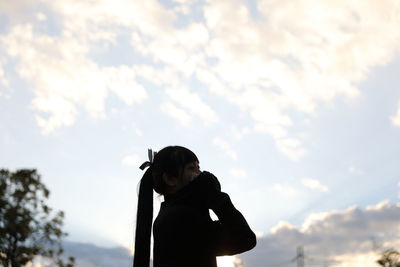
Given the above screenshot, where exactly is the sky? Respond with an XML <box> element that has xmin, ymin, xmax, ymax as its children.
<box><xmin>1</xmin><ymin>0</ymin><xmax>400</xmax><ymax>266</ymax></box>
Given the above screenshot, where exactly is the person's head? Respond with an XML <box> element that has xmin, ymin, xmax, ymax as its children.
<box><xmin>152</xmin><ymin>146</ymin><xmax>200</xmax><ymax>195</ymax></box>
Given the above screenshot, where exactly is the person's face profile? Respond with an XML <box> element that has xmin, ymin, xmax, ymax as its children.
<box><xmin>181</xmin><ymin>161</ymin><xmax>201</xmax><ymax>185</ymax></box>
<box><xmin>162</xmin><ymin>161</ymin><xmax>200</xmax><ymax>193</ymax></box>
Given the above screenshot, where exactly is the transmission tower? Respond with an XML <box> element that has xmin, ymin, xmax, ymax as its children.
<box><xmin>296</xmin><ymin>246</ymin><xmax>304</xmax><ymax>267</ymax></box>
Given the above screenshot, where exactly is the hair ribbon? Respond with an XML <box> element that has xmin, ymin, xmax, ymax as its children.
<box><xmin>139</xmin><ymin>149</ymin><xmax>157</xmax><ymax>170</ymax></box>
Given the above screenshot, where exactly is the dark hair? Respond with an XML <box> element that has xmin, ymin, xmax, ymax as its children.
<box><xmin>152</xmin><ymin>146</ymin><xmax>198</xmax><ymax>195</ymax></box>
<box><xmin>133</xmin><ymin>146</ymin><xmax>198</xmax><ymax>267</ymax></box>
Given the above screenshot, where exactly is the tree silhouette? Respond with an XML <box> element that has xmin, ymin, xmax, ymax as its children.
<box><xmin>377</xmin><ymin>249</ymin><xmax>400</xmax><ymax>267</ymax></box>
<box><xmin>0</xmin><ymin>169</ymin><xmax>74</xmax><ymax>267</ymax></box>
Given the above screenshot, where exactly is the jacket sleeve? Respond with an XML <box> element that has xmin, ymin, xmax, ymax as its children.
<box><xmin>210</xmin><ymin>192</ymin><xmax>257</xmax><ymax>256</ymax></box>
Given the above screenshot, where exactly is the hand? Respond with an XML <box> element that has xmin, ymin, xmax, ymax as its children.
<box><xmin>194</xmin><ymin>171</ymin><xmax>221</xmax><ymax>208</ymax></box>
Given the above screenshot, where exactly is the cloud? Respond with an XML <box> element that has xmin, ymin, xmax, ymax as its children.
<box><xmin>301</xmin><ymin>178</ymin><xmax>329</xmax><ymax>192</ymax></box>
<box><xmin>275</xmin><ymin>138</ymin><xmax>306</xmax><ymax>161</ymax></box>
<box><xmin>165</xmin><ymin>87</ymin><xmax>218</xmax><ymax>125</ymax></box>
<box><xmin>122</xmin><ymin>154</ymin><xmax>141</xmax><ymax>167</ymax></box>
<box><xmin>23</xmin><ymin>261</ymin><xmax>43</xmax><ymax>267</ymax></box>
<box><xmin>106</xmin><ymin>66</ymin><xmax>148</xmax><ymax>106</ymax></box>
<box><xmin>36</xmin><ymin>12</ymin><xmax>47</xmax><ymax>21</ymax></box>
<box><xmin>198</xmin><ymin>0</ymin><xmax>400</xmax><ymax>160</ymax></box>
<box><xmin>160</xmin><ymin>102</ymin><xmax>192</xmax><ymax>126</ymax></box>
<box><xmin>212</xmin><ymin>137</ymin><xmax>238</xmax><ymax>160</ymax></box>
<box><xmin>1</xmin><ymin>24</ymin><xmax>148</xmax><ymax>134</ymax></box>
<box><xmin>231</xmin><ymin>125</ymin><xmax>250</xmax><ymax>140</ymax></box>
<box><xmin>331</xmin><ymin>252</ymin><xmax>381</xmax><ymax>267</ymax></box>
<box><xmin>0</xmin><ymin>0</ymin><xmax>36</xmax><ymax>20</ymax></box>
<box><xmin>349</xmin><ymin>166</ymin><xmax>365</xmax><ymax>175</ymax></box>
<box><xmin>269</xmin><ymin>221</ymin><xmax>297</xmax><ymax>234</ymax></box>
<box><xmin>0</xmin><ymin>66</ymin><xmax>8</xmax><ymax>86</ymax></box>
<box><xmin>229</xmin><ymin>169</ymin><xmax>248</xmax><ymax>179</ymax></box>
<box><xmin>240</xmin><ymin>200</ymin><xmax>400</xmax><ymax>267</ymax></box>
<box><xmin>272</xmin><ymin>184</ymin><xmax>298</xmax><ymax>198</ymax></box>
<box><xmin>33</xmin><ymin>96</ymin><xmax>78</xmax><ymax>135</ymax></box>
<box><xmin>216</xmin><ymin>256</ymin><xmax>236</xmax><ymax>267</ymax></box>
<box><xmin>0</xmin><ymin>64</ymin><xmax>11</xmax><ymax>98</ymax></box>
<box><xmin>390</xmin><ymin>102</ymin><xmax>400</xmax><ymax>127</ymax></box>
<box><xmin>398</xmin><ymin>181</ymin><xmax>400</xmax><ymax>200</ymax></box>
<box><xmin>1</xmin><ymin>0</ymin><xmax>400</xmax><ymax>158</ymax></box>
<box><xmin>135</xmin><ymin>129</ymin><xmax>143</xmax><ymax>136</ymax></box>
<box><xmin>0</xmin><ymin>0</ymin><xmax>211</xmax><ymax>133</ymax></box>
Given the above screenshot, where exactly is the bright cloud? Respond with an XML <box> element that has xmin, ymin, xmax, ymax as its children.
<box><xmin>240</xmin><ymin>201</ymin><xmax>400</xmax><ymax>267</ymax></box>
<box><xmin>36</xmin><ymin>12</ymin><xmax>46</xmax><ymax>21</ymax></box>
<box><xmin>332</xmin><ymin>252</ymin><xmax>381</xmax><ymax>267</ymax></box>
<box><xmin>0</xmin><ymin>0</ymin><xmax>36</xmax><ymax>20</ymax></box>
<box><xmin>231</xmin><ymin>125</ymin><xmax>250</xmax><ymax>140</ymax></box>
<box><xmin>272</xmin><ymin>184</ymin><xmax>298</xmax><ymax>198</ymax></box>
<box><xmin>135</xmin><ymin>129</ymin><xmax>143</xmax><ymax>136</ymax></box>
<box><xmin>0</xmin><ymin>64</ymin><xmax>11</xmax><ymax>98</ymax></box>
<box><xmin>160</xmin><ymin>102</ymin><xmax>192</xmax><ymax>126</ymax></box>
<box><xmin>212</xmin><ymin>137</ymin><xmax>238</xmax><ymax>160</ymax></box>
<box><xmin>122</xmin><ymin>154</ymin><xmax>141</xmax><ymax>167</ymax></box>
<box><xmin>1</xmin><ymin>24</ymin><xmax>148</xmax><ymax>134</ymax></box>
<box><xmin>275</xmin><ymin>138</ymin><xmax>306</xmax><ymax>161</ymax></box>
<box><xmin>165</xmin><ymin>87</ymin><xmax>218</xmax><ymax>125</ymax></box>
<box><xmin>349</xmin><ymin>166</ymin><xmax>365</xmax><ymax>175</ymax></box>
<box><xmin>269</xmin><ymin>221</ymin><xmax>297</xmax><ymax>235</ymax></box>
<box><xmin>1</xmin><ymin>0</ymin><xmax>400</xmax><ymax>158</ymax></box>
<box><xmin>0</xmin><ymin>65</ymin><xmax>8</xmax><ymax>88</ymax></box>
<box><xmin>390</xmin><ymin>102</ymin><xmax>400</xmax><ymax>127</ymax></box>
<box><xmin>398</xmin><ymin>181</ymin><xmax>400</xmax><ymax>200</ymax></box>
<box><xmin>216</xmin><ymin>256</ymin><xmax>236</xmax><ymax>267</ymax></box>
<box><xmin>301</xmin><ymin>178</ymin><xmax>329</xmax><ymax>192</ymax></box>
<box><xmin>229</xmin><ymin>169</ymin><xmax>248</xmax><ymax>179</ymax></box>
<box><xmin>199</xmin><ymin>0</ymin><xmax>400</xmax><ymax>159</ymax></box>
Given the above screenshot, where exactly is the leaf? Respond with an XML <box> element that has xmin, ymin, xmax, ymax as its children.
<box><xmin>0</xmin><ymin>168</ymin><xmax>75</xmax><ymax>267</ymax></box>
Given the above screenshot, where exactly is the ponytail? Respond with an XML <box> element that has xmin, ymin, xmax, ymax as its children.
<box><xmin>133</xmin><ymin>166</ymin><xmax>153</xmax><ymax>267</ymax></box>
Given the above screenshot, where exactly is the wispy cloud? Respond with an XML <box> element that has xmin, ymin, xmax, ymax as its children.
<box><xmin>231</xmin><ymin>125</ymin><xmax>250</xmax><ymax>140</ymax></box>
<box><xmin>0</xmin><ymin>60</ymin><xmax>12</xmax><ymax>99</ymax></box>
<box><xmin>160</xmin><ymin>102</ymin><xmax>192</xmax><ymax>126</ymax></box>
<box><xmin>1</xmin><ymin>24</ymin><xmax>148</xmax><ymax>134</ymax></box>
<box><xmin>165</xmin><ymin>87</ymin><xmax>218</xmax><ymax>125</ymax></box>
<box><xmin>272</xmin><ymin>184</ymin><xmax>298</xmax><ymax>198</ymax></box>
<box><xmin>1</xmin><ymin>0</ymin><xmax>400</xmax><ymax>158</ymax></box>
<box><xmin>122</xmin><ymin>154</ymin><xmax>141</xmax><ymax>167</ymax></box>
<box><xmin>301</xmin><ymin>178</ymin><xmax>329</xmax><ymax>192</ymax></box>
<box><xmin>349</xmin><ymin>166</ymin><xmax>365</xmax><ymax>175</ymax></box>
<box><xmin>198</xmin><ymin>0</ymin><xmax>400</xmax><ymax>160</ymax></box>
<box><xmin>398</xmin><ymin>181</ymin><xmax>400</xmax><ymax>200</ymax></box>
<box><xmin>275</xmin><ymin>138</ymin><xmax>306</xmax><ymax>161</ymax></box>
<box><xmin>35</xmin><ymin>12</ymin><xmax>46</xmax><ymax>21</ymax></box>
<box><xmin>0</xmin><ymin>0</ymin><xmax>36</xmax><ymax>20</ymax></box>
<box><xmin>135</xmin><ymin>129</ymin><xmax>143</xmax><ymax>137</ymax></box>
<box><xmin>390</xmin><ymin>102</ymin><xmax>400</xmax><ymax>127</ymax></box>
<box><xmin>229</xmin><ymin>168</ymin><xmax>248</xmax><ymax>179</ymax></box>
<box><xmin>213</xmin><ymin>137</ymin><xmax>237</xmax><ymax>160</ymax></box>
<box><xmin>0</xmin><ymin>65</ymin><xmax>9</xmax><ymax>88</ymax></box>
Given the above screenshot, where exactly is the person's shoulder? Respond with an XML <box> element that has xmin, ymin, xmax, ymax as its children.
<box><xmin>157</xmin><ymin>204</ymin><xmax>209</xmax><ymax>225</ymax></box>
<box><xmin>162</xmin><ymin>204</ymin><xmax>203</xmax><ymax>217</ymax></box>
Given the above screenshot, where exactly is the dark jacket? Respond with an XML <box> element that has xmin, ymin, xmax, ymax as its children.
<box><xmin>153</xmin><ymin>176</ymin><xmax>257</xmax><ymax>267</ymax></box>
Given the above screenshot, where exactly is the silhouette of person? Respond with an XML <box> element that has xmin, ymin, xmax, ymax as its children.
<box><xmin>133</xmin><ymin>146</ymin><xmax>256</xmax><ymax>267</ymax></box>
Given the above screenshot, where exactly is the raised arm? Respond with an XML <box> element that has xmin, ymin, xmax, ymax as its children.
<box><xmin>196</xmin><ymin>171</ymin><xmax>257</xmax><ymax>255</ymax></box>
<box><xmin>210</xmin><ymin>191</ymin><xmax>257</xmax><ymax>255</ymax></box>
